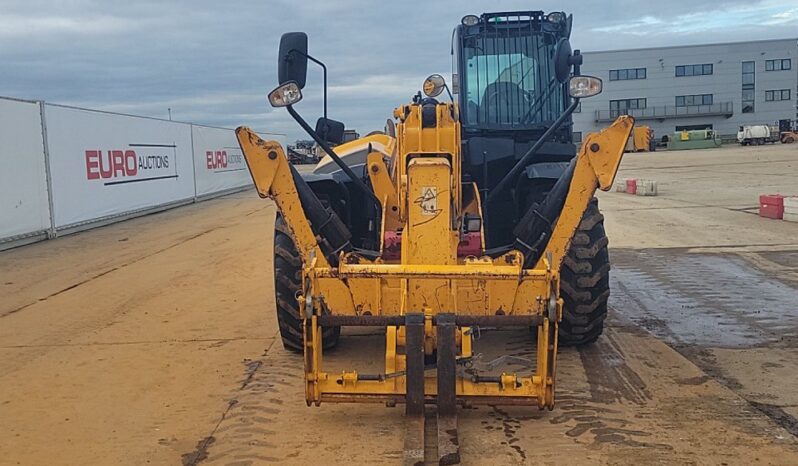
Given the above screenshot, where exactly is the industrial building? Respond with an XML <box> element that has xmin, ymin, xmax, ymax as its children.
<box><xmin>573</xmin><ymin>38</ymin><xmax>798</xmax><ymax>143</ymax></box>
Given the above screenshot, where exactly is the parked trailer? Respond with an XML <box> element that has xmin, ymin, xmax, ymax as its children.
<box><xmin>668</xmin><ymin>129</ymin><xmax>722</xmax><ymax>151</ymax></box>
<box><xmin>737</xmin><ymin>125</ymin><xmax>779</xmax><ymax>145</ymax></box>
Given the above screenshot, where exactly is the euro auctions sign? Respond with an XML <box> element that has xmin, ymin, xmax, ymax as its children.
<box><xmin>191</xmin><ymin>125</ymin><xmax>251</xmax><ymax>196</ymax></box>
<box><xmin>85</xmin><ymin>144</ymin><xmax>178</xmax><ymax>185</ymax></box>
<box><xmin>205</xmin><ymin>149</ymin><xmax>245</xmax><ymax>172</ymax></box>
<box><xmin>44</xmin><ymin>104</ymin><xmax>195</xmax><ymax>228</ymax></box>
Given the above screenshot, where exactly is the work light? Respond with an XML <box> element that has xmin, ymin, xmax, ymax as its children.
<box><xmin>268</xmin><ymin>81</ymin><xmax>303</xmax><ymax>107</ymax></box>
<box><xmin>461</xmin><ymin>15</ymin><xmax>479</xmax><ymax>26</ymax></box>
<box><xmin>568</xmin><ymin>76</ymin><xmax>603</xmax><ymax>98</ymax></box>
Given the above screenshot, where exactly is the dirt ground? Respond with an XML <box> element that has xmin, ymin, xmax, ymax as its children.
<box><xmin>1</xmin><ymin>142</ymin><xmax>798</xmax><ymax>465</ymax></box>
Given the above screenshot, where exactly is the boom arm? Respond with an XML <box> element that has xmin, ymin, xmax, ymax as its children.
<box><xmin>535</xmin><ymin>115</ymin><xmax>633</xmax><ymax>271</ymax></box>
<box><xmin>236</xmin><ymin>127</ymin><xmax>330</xmax><ymax>268</ymax></box>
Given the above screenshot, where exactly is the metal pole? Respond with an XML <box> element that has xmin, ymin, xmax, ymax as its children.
<box><xmin>38</xmin><ymin>101</ymin><xmax>57</xmax><ymax>239</ymax></box>
<box><xmin>189</xmin><ymin>124</ymin><xmax>198</xmax><ymax>202</ymax></box>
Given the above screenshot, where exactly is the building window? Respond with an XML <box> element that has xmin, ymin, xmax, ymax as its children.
<box><xmin>675</xmin><ymin>94</ymin><xmax>713</xmax><ymax>106</ymax></box>
<box><xmin>610</xmin><ymin>98</ymin><xmax>646</xmax><ymax>115</ymax></box>
<box><xmin>675</xmin><ymin>63</ymin><xmax>713</xmax><ymax>77</ymax></box>
<box><xmin>765</xmin><ymin>89</ymin><xmax>791</xmax><ymax>101</ymax></box>
<box><xmin>742</xmin><ymin>61</ymin><xmax>755</xmax><ymax>113</ymax></box>
<box><xmin>573</xmin><ymin>131</ymin><xmax>583</xmax><ymax>143</ymax></box>
<box><xmin>609</xmin><ymin>68</ymin><xmax>646</xmax><ymax>81</ymax></box>
<box><xmin>765</xmin><ymin>59</ymin><xmax>791</xmax><ymax>71</ymax></box>
<box><xmin>676</xmin><ymin>124</ymin><xmax>713</xmax><ymax>131</ymax></box>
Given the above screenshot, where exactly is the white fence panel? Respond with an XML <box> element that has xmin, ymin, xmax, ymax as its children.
<box><xmin>45</xmin><ymin>105</ymin><xmax>196</xmax><ymax>229</ymax></box>
<box><xmin>0</xmin><ymin>98</ymin><xmax>51</xmax><ymax>243</ymax></box>
<box><xmin>191</xmin><ymin>125</ymin><xmax>251</xmax><ymax>197</ymax></box>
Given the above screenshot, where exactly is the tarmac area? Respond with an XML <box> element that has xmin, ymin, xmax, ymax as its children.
<box><xmin>1</xmin><ymin>142</ymin><xmax>798</xmax><ymax>465</ymax></box>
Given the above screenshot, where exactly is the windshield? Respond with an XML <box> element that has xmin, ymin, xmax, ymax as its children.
<box><xmin>461</xmin><ymin>33</ymin><xmax>563</xmax><ymax>128</ymax></box>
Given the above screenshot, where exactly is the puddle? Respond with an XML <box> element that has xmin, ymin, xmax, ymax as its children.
<box><xmin>610</xmin><ymin>249</ymin><xmax>798</xmax><ymax>348</ymax></box>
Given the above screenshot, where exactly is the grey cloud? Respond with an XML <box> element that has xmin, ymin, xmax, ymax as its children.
<box><xmin>1</xmin><ymin>0</ymin><xmax>796</xmax><ymax>141</ymax></box>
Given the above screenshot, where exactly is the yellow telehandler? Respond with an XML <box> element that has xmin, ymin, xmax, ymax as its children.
<box><xmin>236</xmin><ymin>11</ymin><xmax>632</xmax><ymax>464</ymax></box>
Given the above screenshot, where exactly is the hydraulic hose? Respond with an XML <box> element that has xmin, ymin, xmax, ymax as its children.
<box><xmin>288</xmin><ymin>163</ymin><xmax>353</xmax><ymax>266</ymax></box>
<box><xmin>511</xmin><ymin>158</ymin><xmax>577</xmax><ymax>267</ymax></box>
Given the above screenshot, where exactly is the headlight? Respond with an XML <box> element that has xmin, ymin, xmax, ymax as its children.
<box><xmin>569</xmin><ymin>76</ymin><xmax>603</xmax><ymax>98</ymax></box>
<box><xmin>461</xmin><ymin>15</ymin><xmax>479</xmax><ymax>26</ymax></box>
<box><xmin>547</xmin><ymin>12</ymin><xmax>565</xmax><ymax>23</ymax></box>
<box><xmin>268</xmin><ymin>81</ymin><xmax>303</xmax><ymax>107</ymax></box>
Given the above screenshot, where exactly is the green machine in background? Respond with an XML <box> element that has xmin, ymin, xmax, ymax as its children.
<box><xmin>667</xmin><ymin>129</ymin><xmax>723</xmax><ymax>150</ymax></box>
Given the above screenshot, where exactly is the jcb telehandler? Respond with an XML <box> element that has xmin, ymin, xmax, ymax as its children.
<box><xmin>236</xmin><ymin>11</ymin><xmax>632</xmax><ymax>464</ymax></box>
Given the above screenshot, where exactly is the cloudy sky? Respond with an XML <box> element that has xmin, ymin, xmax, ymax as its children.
<box><xmin>3</xmin><ymin>0</ymin><xmax>797</xmax><ymax>141</ymax></box>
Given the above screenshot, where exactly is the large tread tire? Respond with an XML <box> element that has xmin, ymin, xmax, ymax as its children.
<box><xmin>274</xmin><ymin>214</ymin><xmax>340</xmax><ymax>352</ymax></box>
<box><xmin>558</xmin><ymin>199</ymin><xmax>610</xmax><ymax>346</ymax></box>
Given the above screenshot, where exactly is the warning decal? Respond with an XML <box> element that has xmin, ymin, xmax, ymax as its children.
<box><xmin>419</xmin><ymin>186</ymin><xmax>438</xmax><ymax>216</ymax></box>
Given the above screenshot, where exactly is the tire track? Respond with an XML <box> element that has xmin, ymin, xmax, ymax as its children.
<box><xmin>182</xmin><ymin>337</ymin><xmax>286</xmax><ymax>466</ymax></box>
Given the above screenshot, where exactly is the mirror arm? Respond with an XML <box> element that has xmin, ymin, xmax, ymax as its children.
<box><xmin>285</xmin><ymin>104</ymin><xmax>382</xmax><ymax>221</ymax></box>
<box><xmin>487</xmin><ymin>97</ymin><xmax>581</xmax><ymax>205</ymax></box>
<box><xmin>443</xmin><ymin>83</ymin><xmax>454</xmax><ymax>102</ymax></box>
<box><xmin>291</xmin><ymin>49</ymin><xmax>328</xmax><ymax>124</ymax></box>
<box><xmin>443</xmin><ymin>84</ymin><xmax>457</xmax><ymax>121</ymax></box>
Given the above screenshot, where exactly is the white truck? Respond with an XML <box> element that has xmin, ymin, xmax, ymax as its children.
<box><xmin>737</xmin><ymin>125</ymin><xmax>779</xmax><ymax>145</ymax></box>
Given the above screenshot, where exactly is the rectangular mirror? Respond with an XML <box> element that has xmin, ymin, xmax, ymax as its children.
<box><xmin>315</xmin><ymin>117</ymin><xmax>345</xmax><ymax>145</ymax></box>
<box><xmin>278</xmin><ymin>32</ymin><xmax>308</xmax><ymax>89</ymax></box>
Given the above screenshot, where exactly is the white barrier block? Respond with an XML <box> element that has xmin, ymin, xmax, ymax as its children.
<box><xmin>636</xmin><ymin>179</ymin><xmax>658</xmax><ymax>196</ymax></box>
<box><xmin>784</xmin><ymin>196</ymin><xmax>798</xmax><ymax>216</ymax></box>
<box><xmin>614</xmin><ymin>179</ymin><xmax>627</xmax><ymax>193</ymax></box>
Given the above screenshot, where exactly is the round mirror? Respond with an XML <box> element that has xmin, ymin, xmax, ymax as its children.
<box><xmin>422</xmin><ymin>74</ymin><xmax>446</xmax><ymax>98</ymax></box>
<box><xmin>554</xmin><ymin>38</ymin><xmax>573</xmax><ymax>83</ymax></box>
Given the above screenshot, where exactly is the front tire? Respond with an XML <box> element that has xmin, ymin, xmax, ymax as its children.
<box><xmin>558</xmin><ymin>199</ymin><xmax>610</xmax><ymax>346</ymax></box>
<box><xmin>274</xmin><ymin>214</ymin><xmax>340</xmax><ymax>352</ymax></box>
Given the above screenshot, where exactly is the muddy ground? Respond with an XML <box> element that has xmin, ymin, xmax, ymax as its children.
<box><xmin>1</xmin><ymin>143</ymin><xmax>798</xmax><ymax>465</ymax></box>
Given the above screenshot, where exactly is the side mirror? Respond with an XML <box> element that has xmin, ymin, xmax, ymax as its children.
<box><xmin>278</xmin><ymin>32</ymin><xmax>308</xmax><ymax>88</ymax></box>
<box><xmin>385</xmin><ymin>119</ymin><xmax>396</xmax><ymax>138</ymax></box>
<box><xmin>423</xmin><ymin>74</ymin><xmax>446</xmax><ymax>98</ymax></box>
<box><xmin>554</xmin><ymin>38</ymin><xmax>572</xmax><ymax>82</ymax></box>
<box><xmin>554</xmin><ymin>38</ymin><xmax>585</xmax><ymax>82</ymax></box>
<box><xmin>315</xmin><ymin>117</ymin><xmax>345</xmax><ymax>145</ymax></box>
<box><xmin>569</xmin><ymin>76</ymin><xmax>602</xmax><ymax>98</ymax></box>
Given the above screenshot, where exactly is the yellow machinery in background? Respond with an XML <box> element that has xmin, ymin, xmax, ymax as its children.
<box><xmin>626</xmin><ymin>125</ymin><xmax>654</xmax><ymax>152</ymax></box>
<box><xmin>236</xmin><ymin>15</ymin><xmax>633</xmax><ymax>465</ymax></box>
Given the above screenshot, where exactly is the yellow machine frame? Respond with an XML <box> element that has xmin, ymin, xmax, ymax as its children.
<box><xmin>237</xmin><ymin>100</ymin><xmax>632</xmax><ymax>414</ymax></box>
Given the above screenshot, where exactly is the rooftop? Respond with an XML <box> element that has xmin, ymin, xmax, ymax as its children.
<box><xmin>584</xmin><ymin>37</ymin><xmax>798</xmax><ymax>55</ymax></box>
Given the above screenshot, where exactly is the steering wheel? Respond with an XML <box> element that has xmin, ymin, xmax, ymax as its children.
<box><xmin>481</xmin><ymin>82</ymin><xmax>528</xmax><ymax>122</ymax></box>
